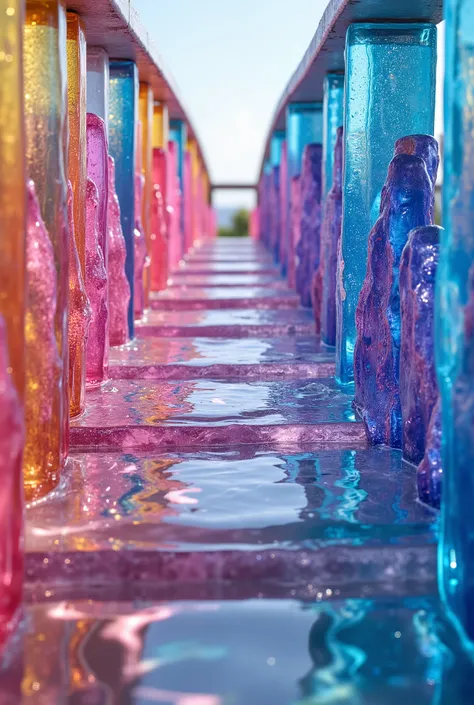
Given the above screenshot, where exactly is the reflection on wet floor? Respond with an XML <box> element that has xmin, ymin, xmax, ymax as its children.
<box><xmin>2</xmin><ymin>597</ymin><xmax>474</xmax><ymax>704</ymax></box>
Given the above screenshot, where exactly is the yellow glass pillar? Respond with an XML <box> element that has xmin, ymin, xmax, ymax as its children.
<box><xmin>152</xmin><ymin>101</ymin><xmax>169</xmax><ymax>150</ymax></box>
<box><xmin>67</xmin><ymin>12</ymin><xmax>87</xmax><ymax>417</ymax></box>
<box><xmin>186</xmin><ymin>138</ymin><xmax>200</xmax><ymax>245</ymax></box>
<box><xmin>24</xmin><ymin>0</ymin><xmax>68</xmax><ymax>500</ymax></box>
<box><xmin>139</xmin><ymin>83</ymin><xmax>153</xmax><ymax>306</ymax></box>
<box><xmin>0</xmin><ymin>0</ymin><xmax>26</xmax><ymax>399</ymax></box>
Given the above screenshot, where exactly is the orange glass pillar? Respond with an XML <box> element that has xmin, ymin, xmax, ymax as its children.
<box><xmin>0</xmin><ymin>0</ymin><xmax>26</xmax><ymax>398</ymax></box>
<box><xmin>186</xmin><ymin>138</ymin><xmax>200</xmax><ymax>248</ymax></box>
<box><xmin>139</xmin><ymin>82</ymin><xmax>153</xmax><ymax>306</ymax></box>
<box><xmin>24</xmin><ymin>0</ymin><xmax>68</xmax><ymax>500</ymax></box>
<box><xmin>0</xmin><ymin>0</ymin><xmax>25</xmax><ymax>648</ymax></box>
<box><xmin>67</xmin><ymin>12</ymin><xmax>87</xmax><ymax>417</ymax></box>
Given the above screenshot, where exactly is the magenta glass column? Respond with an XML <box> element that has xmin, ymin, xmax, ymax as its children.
<box><xmin>86</xmin><ymin>113</ymin><xmax>109</xmax><ymax>386</ymax></box>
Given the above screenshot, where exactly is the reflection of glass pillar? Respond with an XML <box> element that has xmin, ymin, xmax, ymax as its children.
<box><xmin>109</xmin><ymin>60</ymin><xmax>138</xmax><ymax>339</ymax></box>
<box><xmin>299</xmin><ymin>601</ymin><xmax>368</xmax><ymax>701</ymax></box>
<box><xmin>439</xmin><ymin>0</ymin><xmax>474</xmax><ymax>653</ymax></box>
<box><xmin>322</xmin><ymin>73</ymin><xmax>344</xmax><ymax>202</ymax></box>
<box><xmin>169</xmin><ymin>119</ymin><xmax>187</xmax><ymax>258</ymax></box>
<box><xmin>285</xmin><ymin>102</ymin><xmax>323</xmax><ymax>278</ymax></box>
<box><xmin>337</xmin><ymin>23</ymin><xmax>437</xmax><ymax>384</ymax></box>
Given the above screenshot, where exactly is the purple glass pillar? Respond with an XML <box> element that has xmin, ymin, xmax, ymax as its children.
<box><xmin>86</xmin><ymin>113</ymin><xmax>109</xmax><ymax>384</ymax></box>
<box><xmin>320</xmin><ymin>127</ymin><xmax>343</xmax><ymax>346</ymax></box>
<box><xmin>287</xmin><ymin>176</ymin><xmax>301</xmax><ymax>291</ymax></box>
<box><xmin>295</xmin><ymin>144</ymin><xmax>322</xmax><ymax>309</ymax></box>
<box><xmin>354</xmin><ymin>151</ymin><xmax>435</xmax><ymax>446</ymax></box>
<box><xmin>400</xmin><ymin>224</ymin><xmax>441</xmax><ymax>474</ymax></box>
<box><xmin>85</xmin><ymin>178</ymin><xmax>108</xmax><ymax>389</ymax></box>
<box><xmin>270</xmin><ymin>166</ymin><xmax>281</xmax><ymax>261</ymax></box>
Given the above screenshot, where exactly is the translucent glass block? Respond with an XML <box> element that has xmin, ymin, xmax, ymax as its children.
<box><xmin>86</xmin><ymin>47</ymin><xmax>109</xmax><ymax>127</ymax></box>
<box><xmin>152</xmin><ymin>102</ymin><xmax>169</xmax><ymax>150</ymax></box>
<box><xmin>322</xmin><ymin>73</ymin><xmax>344</xmax><ymax>200</ymax></box>
<box><xmin>169</xmin><ymin>119</ymin><xmax>187</xmax><ymax>253</ymax></box>
<box><xmin>270</xmin><ymin>129</ymin><xmax>285</xmax><ymax>168</ymax></box>
<box><xmin>0</xmin><ymin>0</ymin><xmax>25</xmax><ymax>399</ymax></box>
<box><xmin>337</xmin><ymin>23</ymin><xmax>437</xmax><ymax>384</ymax></box>
<box><xmin>109</xmin><ymin>60</ymin><xmax>139</xmax><ymax>339</ymax></box>
<box><xmin>438</xmin><ymin>0</ymin><xmax>474</xmax><ymax>653</ymax></box>
<box><xmin>24</xmin><ymin>0</ymin><xmax>68</xmax><ymax>498</ymax></box>
<box><xmin>284</xmin><ymin>102</ymin><xmax>323</xmax><ymax>277</ymax></box>
<box><xmin>139</xmin><ymin>82</ymin><xmax>153</xmax><ymax>306</ymax></box>
<box><xmin>67</xmin><ymin>12</ymin><xmax>88</xmax><ymax>417</ymax></box>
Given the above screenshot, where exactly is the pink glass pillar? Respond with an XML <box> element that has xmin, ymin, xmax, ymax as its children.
<box><xmin>85</xmin><ymin>178</ymin><xmax>107</xmax><ymax>388</ymax></box>
<box><xmin>108</xmin><ymin>156</ymin><xmax>131</xmax><ymax>346</ymax></box>
<box><xmin>68</xmin><ymin>181</ymin><xmax>91</xmax><ymax>413</ymax></box>
<box><xmin>86</xmin><ymin>113</ymin><xmax>108</xmax><ymax>386</ymax></box>
<box><xmin>150</xmin><ymin>148</ymin><xmax>169</xmax><ymax>291</ymax></box>
<box><xmin>134</xmin><ymin>122</ymin><xmax>148</xmax><ymax>319</ymax></box>
<box><xmin>168</xmin><ymin>141</ymin><xmax>182</xmax><ymax>270</ymax></box>
<box><xmin>0</xmin><ymin>317</ymin><xmax>23</xmax><ymax>648</ymax></box>
<box><xmin>184</xmin><ymin>152</ymin><xmax>193</xmax><ymax>253</ymax></box>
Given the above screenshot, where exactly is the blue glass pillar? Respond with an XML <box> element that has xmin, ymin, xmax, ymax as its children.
<box><xmin>109</xmin><ymin>60</ymin><xmax>138</xmax><ymax>338</ymax></box>
<box><xmin>438</xmin><ymin>0</ymin><xmax>474</xmax><ymax>652</ymax></box>
<box><xmin>284</xmin><ymin>102</ymin><xmax>323</xmax><ymax>277</ymax></box>
<box><xmin>322</xmin><ymin>73</ymin><xmax>344</xmax><ymax>200</ymax></box>
<box><xmin>270</xmin><ymin>130</ymin><xmax>285</xmax><ymax>168</ymax></box>
<box><xmin>170</xmin><ymin>119</ymin><xmax>187</xmax><ymax>254</ymax></box>
<box><xmin>337</xmin><ymin>23</ymin><xmax>437</xmax><ymax>384</ymax></box>
<box><xmin>270</xmin><ymin>131</ymin><xmax>285</xmax><ymax>260</ymax></box>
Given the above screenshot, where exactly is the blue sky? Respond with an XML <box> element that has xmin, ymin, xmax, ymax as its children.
<box><xmin>134</xmin><ymin>0</ymin><xmax>445</xmax><ymax>208</ymax></box>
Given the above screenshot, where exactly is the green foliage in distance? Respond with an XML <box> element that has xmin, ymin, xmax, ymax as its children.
<box><xmin>218</xmin><ymin>208</ymin><xmax>249</xmax><ymax>237</ymax></box>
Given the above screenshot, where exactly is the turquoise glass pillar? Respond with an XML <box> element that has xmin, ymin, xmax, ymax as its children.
<box><xmin>109</xmin><ymin>60</ymin><xmax>138</xmax><ymax>338</ymax></box>
<box><xmin>322</xmin><ymin>73</ymin><xmax>344</xmax><ymax>200</ymax></box>
<box><xmin>170</xmin><ymin>119</ymin><xmax>187</xmax><ymax>255</ymax></box>
<box><xmin>337</xmin><ymin>23</ymin><xmax>437</xmax><ymax>384</ymax></box>
<box><xmin>270</xmin><ymin>130</ymin><xmax>285</xmax><ymax>168</ymax></box>
<box><xmin>284</xmin><ymin>102</ymin><xmax>323</xmax><ymax>276</ymax></box>
<box><xmin>438</xmin><ymin>0</ymin><xmax>474</xmax><ymax>652</ymax></box>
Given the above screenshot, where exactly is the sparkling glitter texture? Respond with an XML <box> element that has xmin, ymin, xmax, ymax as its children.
<box><xmin>0</xmin><ymin>0</ymin><xmax>25</xmax><ymax>401</ymax></box>
<box><xmin>86</xmin><ymin>112</ymin><xmax>109</xmax><ymax>379</ymax></box>
<box><xmin>86</xmin><ymin>47</ymin><xmax>109</xmax><ymax>127</ymax></box>
<box><xmin>438</xmin><ymin>0</ymin><xmax>474</xmax><ymax>650</ymax></box>
<box><xmin>0</xmin><ymin>316</ymin><xmax>23</xmax><ymax>648</ymax></box>
<box><xmin>108</xmin><ymin>155</ymin><xmax>131</xmax><ymax>347</ymax></box>
<box><xmin>24</xmin><ymin>0</ymin><xmax>69</xmax><ymax>489</ymax></box>
<box><xmin>85</xmin><ymin>178</ymin><xmax>108</xmax><ymax>388</ymax></box>
<box><xmin>68</xmin><ymin>181</ymin><xmax>91</xmax><ymax>418</ymax></box>
<box><xmin>24</xmin><ymin>182</ymin><xmax>61</xmax><ymax>499</ymax></box>
<box><xmin>109</xmin><ymin>60</ymin><xmax>138</xmax><ymax>339</ymax></box>
<box><xmin>150</xmin><ymin>147</ymin><xmax>169</xmax><ymax>291</ymax></box>
<box><xmin>337</xmin><ymin>23</ymin><xmax>437</xmax><ymax>384</ymax></box>
<box><xmin>139</xmin><ymin>83</ymin><xmax>153</xmax><ymax>306</ymax></box>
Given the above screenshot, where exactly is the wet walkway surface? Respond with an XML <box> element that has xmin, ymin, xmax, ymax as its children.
<box><xmin>4</xmin><ymin>238</ymin><xmax>472</xmax><ymax>704</ymax></box>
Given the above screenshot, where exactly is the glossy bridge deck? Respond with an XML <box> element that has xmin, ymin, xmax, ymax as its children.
<box><xmin>5</xmin><ymin>237</ymin><xmax>467</xmax><ymax>704</ymax></box>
